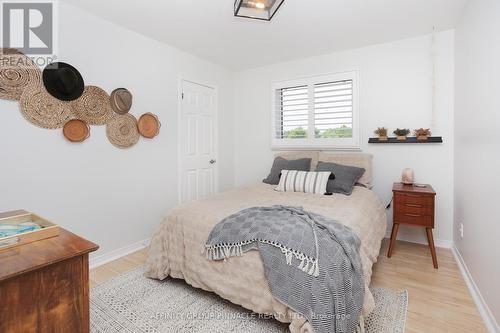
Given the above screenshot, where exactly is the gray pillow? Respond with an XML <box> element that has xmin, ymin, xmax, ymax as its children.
<box><xmin>316</xmin><ymin>161</ymin><xmax>365</xmax><ymax>195</ymax></box>
<box><xmin>263</xmin><ymin>157</ymin><xmax>312</xmax><ymax>185</ymax></box>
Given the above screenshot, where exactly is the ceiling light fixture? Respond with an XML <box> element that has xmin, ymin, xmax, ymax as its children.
<box><xmin>234</xmin><ymin>0</ymin><xmax>285</xmax><ymax>21</ymax></box>
<box><xmin>254</xmin><ymin>2</ymin><xmax>266</xmax><ymax>9</ymax></box>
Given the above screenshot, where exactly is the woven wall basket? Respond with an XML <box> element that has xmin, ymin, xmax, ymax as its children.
<box><xmin>63</xmin><ymin>119</ymin><xmax>90</xmax><ymax>143</ymax></box>
<box><xmin>19</xmin><ymin>83</ymin><xmax>74</xmax><ymax>129</ymax></box>
<box><xmin>106</xmin><ymin>113</ymin><xmax>139</xmax><ymax>149</ymax></box>
<box><xmin>138</xmin><ymin>112</ymin><xmax>161</xmax><ymax>138</ymax></box>
<box><xmin>0</xmin><ymin>49</ymin><xmax>42</xmax><ymax>101</ymax></box>
<box><xmin>71</xmin><ymin>85</ymin><xmax>114</xmax><ymax>125</ymax></box>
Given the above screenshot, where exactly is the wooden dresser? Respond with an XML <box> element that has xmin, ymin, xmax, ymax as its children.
<box><xmin>387</xmin><ymin>183</ymin><xmax>438</xmax><ymax>268</ymax></box>
<box><xmin>0</xmin><ymin>210</ymin><xmax>98</xmax><ymax>333</ymax></box>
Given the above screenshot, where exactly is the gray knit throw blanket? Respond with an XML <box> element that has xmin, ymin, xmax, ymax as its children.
<box><xmin>205</xmin><ymin>205</ymin><xmax>364</xmax><ymax>333</ymax></box>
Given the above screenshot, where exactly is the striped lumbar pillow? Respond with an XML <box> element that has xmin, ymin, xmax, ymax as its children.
<box><xmin>276</xmin><ymin>170</ymin><xmax>332</xmax><ymax>195</ymax></box>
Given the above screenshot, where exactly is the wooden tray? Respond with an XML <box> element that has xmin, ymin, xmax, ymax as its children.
<box><xmin>0</xmin><ymin>210</ymin><xmax>59</xmax><ymax>251</ymax></box>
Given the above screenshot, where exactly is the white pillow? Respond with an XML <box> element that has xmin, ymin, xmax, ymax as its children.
<box><xmin>276</xmin><ymin>170</ymin><xmax>332</xmax><ymax>195</ymax></box>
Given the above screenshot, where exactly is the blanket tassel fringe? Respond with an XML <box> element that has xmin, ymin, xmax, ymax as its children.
<box><xmin>205</xmin><ymin>241</ymin><xmax>320</xmax><ymax>277</ymax></box>
<box><xmin>356</xmin><ymin>316</ymin><xmax>365</xmax><ymax>333</ymax></box>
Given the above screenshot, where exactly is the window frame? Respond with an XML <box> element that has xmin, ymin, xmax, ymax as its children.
<box><xmin>271</xmin><ymin>71</ymin><xmax>360</xmax><ymax>150</ymax></box>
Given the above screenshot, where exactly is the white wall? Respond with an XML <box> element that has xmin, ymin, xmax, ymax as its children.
<box><xmin>455</xmin><ymin>0</ymin><xmax>500</xmax><ymax>329</ymax></box>
<box><xmin>0</xmin><ymin>3</ymin><xmax>234</xmax><ymax>258</ymax></box>
<box><xmin>233</xmin><ymin>31</ymin><xmax>455</xmax><ymax>246</ymax></box>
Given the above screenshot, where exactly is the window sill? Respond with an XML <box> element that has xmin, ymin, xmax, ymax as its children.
<box><xmin>270</xmin><ymin>144</ymin><xmax>361</xmax><ymax>152</ymax></box>
<box><xmin>271</xmin><ymin>137</ymin><xmax>360</xmax><ymax>151</ymax></box>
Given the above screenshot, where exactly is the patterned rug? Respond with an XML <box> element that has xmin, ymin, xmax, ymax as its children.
<box><xmin>91</xmin><ymin>267</ymin><xmax>407</xmax><ymax>333</ymax></box>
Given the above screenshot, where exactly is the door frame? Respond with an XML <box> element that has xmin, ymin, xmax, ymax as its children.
<box><xmin>177</xmin><ymin>77</ymin><xmax>219</xmax><ymax>204</ymax></box>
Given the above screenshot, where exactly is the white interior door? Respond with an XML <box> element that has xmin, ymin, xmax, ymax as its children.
<box><xmin>180</xmin><ymin>80</ymin><xmax>217</xmax><ymax>203</ymax></box>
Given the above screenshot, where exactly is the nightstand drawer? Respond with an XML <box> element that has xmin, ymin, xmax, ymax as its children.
<box><xmin>394</xmin><ymin>192</ymin><xmax>434</xmax><ymax>206</ymax></box>
<box><xmin>394</xmin><ymin>212</ymin><xmax>433</xmax><ymax>226</ymax></box>
<box><xmin>396</xmin><ymin>203</ymin><xmax>434</xmax><ymax>216</ymax></box>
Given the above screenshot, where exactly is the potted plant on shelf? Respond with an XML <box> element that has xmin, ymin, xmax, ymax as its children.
<box><xmin>414</xmin><ymin>128</ymin><xmax>432</xmax><ymax>141</ymax></box>
<box><xmin>374</xmin><ymin>127</ymin><xmax>388</xmax><ymax>141</ymax></box>
<box><xmin>393</xmin><ymin>128</ymin><xmax>410</xmax><ymax>141</ymax></box>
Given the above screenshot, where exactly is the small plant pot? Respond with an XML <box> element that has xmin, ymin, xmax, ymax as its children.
<box><xmin>378</xmin><ymin>136</ymin><xmax>388</xmax><ymax>141</ymax></box>
<box><xmin>396</xmin><ymin>136</ymin><xmax>407</xmax><ymax>141</ymax></box>
<box><xmin>417</xmin><ymin>135</ymin><xmax>429</xmax><ymax>141</ymax></box>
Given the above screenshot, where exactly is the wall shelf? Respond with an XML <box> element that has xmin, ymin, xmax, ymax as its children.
<box><xmin>368</xmin><ymin>137</ymin><xmax>443</xmax><ymax>144</ymax></box>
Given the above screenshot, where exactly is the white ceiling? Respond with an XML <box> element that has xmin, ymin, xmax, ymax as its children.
<box><xmin>62</xmin><ymin>0</ymin><xmax>466</xmax><ymax>71</ymax></box>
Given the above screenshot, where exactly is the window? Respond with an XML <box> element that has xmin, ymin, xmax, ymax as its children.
<box><xmin>274</xmin><ymin>85</ymin><xmax>309</xmax><ymax>139</ymax></box>
<box><xmin>272</xmin><ymin>71</ymin><xmax>359</xmax><ymax>149</ymax></box>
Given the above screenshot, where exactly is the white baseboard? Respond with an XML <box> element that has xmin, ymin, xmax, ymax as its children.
<box><xmin>399</xmin><ymin>235</ymin><xmax>453</xmax><ymax>249</ymax></box>
<box><xmin>452</xmin><ymin>246</ymin><xmax>500</xmax><ymax>333</ymax></box>
<box><xmin>89</xmin><ymin>238</ymin><xmax>150</xmax><ymax>270</ymax></box>
<box><xmin>384</xmin><ymin>233</ymin><xmax>453</xmax><ymax>248</ymax></box>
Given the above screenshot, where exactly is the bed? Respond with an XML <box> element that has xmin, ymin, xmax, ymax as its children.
<box><xmin>145</xmin><ymin>152</ymin><xmax>387</xmax><ymax>332</ymax></box>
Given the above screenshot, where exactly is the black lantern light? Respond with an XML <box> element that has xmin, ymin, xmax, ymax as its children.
<box><xmin>234</xmin><ymin>0</ymin><xmax>285</xmax><ymax>21</ymax></box>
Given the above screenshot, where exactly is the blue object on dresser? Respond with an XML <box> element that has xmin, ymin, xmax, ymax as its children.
<box><xmin>0</xmin><ymin>222</ymin><xmax>41</xmax><ymax>237</ymax></box>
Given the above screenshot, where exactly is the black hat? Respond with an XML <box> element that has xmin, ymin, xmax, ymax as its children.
<box><xmin>42</xmin><ymin>62</ymin><xmax>85</xmax><ymax>101</ymax></box>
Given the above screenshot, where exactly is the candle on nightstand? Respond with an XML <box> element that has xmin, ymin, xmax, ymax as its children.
<box><xmin>401</xmin><ymin>168</ymin><xmax>414</xmax><ymax>184</ymax></box>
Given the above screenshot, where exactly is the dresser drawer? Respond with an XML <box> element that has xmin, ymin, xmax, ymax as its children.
<box><xmin>394</xmin><ymin>212</ymin><xmax>433</xmax><ymax>227</ymax></box>
<box><xmin>394</xmin><ymin>192</ymin><xmax>434</xmax><ymax>206</ymax></box>
<box><xmin>396</xmin><ymin>202</ymin><xmax>434</xmax><ymax>216</ymax></box>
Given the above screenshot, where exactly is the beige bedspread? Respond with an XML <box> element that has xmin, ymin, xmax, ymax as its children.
<box><xmin>145</xmin><ymin>183</ymin><xmax>386</xmax><ymax>332</ymax></box>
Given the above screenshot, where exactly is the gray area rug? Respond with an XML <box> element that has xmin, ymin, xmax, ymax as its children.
<box><xmin>91</xmin><ymin>267</ymin><xmax>407</xmax><ymax>333</ymax></box>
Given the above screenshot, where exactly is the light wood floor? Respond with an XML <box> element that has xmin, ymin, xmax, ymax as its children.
<box><xmin>90</xmin><ymin>239</ymin><xmax>486</xmax><ymax>333</ymax></box>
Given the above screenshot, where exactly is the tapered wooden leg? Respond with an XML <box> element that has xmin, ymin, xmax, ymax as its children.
<box><xmin>426</xmin><ymin>227</ymin><xmax>438</xmax><ymax>269</ymax></box>
<box><xmin>387</xmin><ymin>223</ymin><xmax>399</xmax><ymax>258</ymax></box>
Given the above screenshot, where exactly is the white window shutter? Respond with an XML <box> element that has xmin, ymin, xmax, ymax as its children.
<box><xmin>275</xmin><ymin>85</ymin><xmax>309</xmax><ymax>139</ymax></box>
<box><xmin>271</xmin><ymin>71</ymin><xmax>359</xmax><ymax>150</ymax></box>
<box><xmin>314</xmin><ymin>80</ymin><xmax>353</xmax><ymax>138</ymax></box>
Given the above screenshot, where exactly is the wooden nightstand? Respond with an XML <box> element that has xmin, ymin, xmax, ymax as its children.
<box><xmin>387</xmin><ymin>183</ymin><xmax>438</xmax><ymax>268</ymax></box>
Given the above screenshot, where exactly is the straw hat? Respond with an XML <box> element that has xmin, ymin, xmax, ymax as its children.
<box><xmin>71</xmin><ymin>85</ymin><xmax>114</xmax><ymax>125</ymax></box>
<box><xmin>110</xmin><ymin>88</ymin><xmax>133</xmax><ymax>115</ymax></box>
<box><xmin>0</xmin><ymin>48</ymin><xmax>42</xmax><ymax>100</ymax></box>
<box><xmin>19</xmin><ymin>83</ymin><xmax>74</xmax><ymax>129</ymax></box>
<box><xmin>106</xmin><ymin>113</ymin><xmax>139</xmax><ymax>148</ymax></box>
<box><xmin>42</xmin><ymin>62</ymin><xmax>85</xmax><ymax>101</ymax></box>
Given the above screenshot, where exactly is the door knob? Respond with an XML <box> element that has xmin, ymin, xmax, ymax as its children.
<box><xmin>209</xmin><ymin>159</ymin><xmax>217</xmax><ymax>164</ymax></box>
